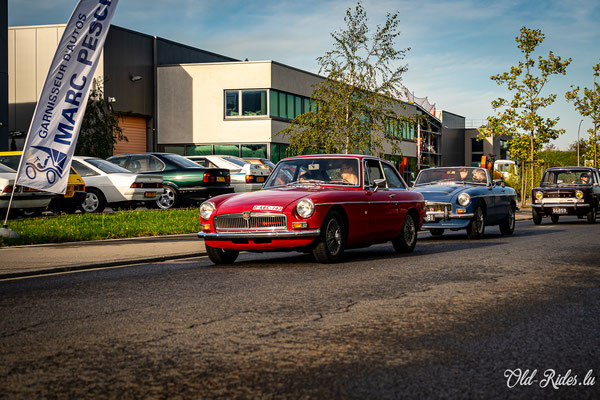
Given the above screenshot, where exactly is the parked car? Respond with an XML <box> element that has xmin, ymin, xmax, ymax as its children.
<box><xmin>198</xmin><ymin>154</ymin><xmax>425</xmax><ymax>264</ymax></box>
<box><xmin>531</xmin><ymin>166</ymin><xmax>600</xmax><ymax>224</ymax></box>
<box><xmin>243</xmin><ymin>157</ymin><xmax>276</xmax><ymax>172</ymax></box>
<box><xmin>107</xmin><ymin>152</ymin><xmax>234</xmax><ymax>209</ymax></box>
<box><xmin>0</xmin><ymin>163</ymin><xmax>54</xmax><ymax>217</ymax></box>
<box><xmin>186</xmin><ymin>155</ymin><xmax>269</xmax><ymax>192</ymax></box>
<box><xmin>411</xmin><ymin>166</ymin><xmax>518</xmax><ymax>239</ymax></box>
<box><xmin>0</xmin><ymin>151</ymin><xmax>86</xmax><ymax>213</ymax></box>
<box><xmin>71</xmin><ymin>156</ymin><xmax>164</xmax><ymax>213</ymax></box>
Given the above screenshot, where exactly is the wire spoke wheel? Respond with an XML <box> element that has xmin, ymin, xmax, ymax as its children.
<box><xmin>313</xmin><ymin>211</ymin><xmax>345</xmax><ymax>263</ymax></box>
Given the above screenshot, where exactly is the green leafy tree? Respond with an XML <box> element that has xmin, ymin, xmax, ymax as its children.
<box><xmin>480</xmin><ymin>27</ymin><xmax>571</xmax><ymax>205</ymax></box>
<box><xmin>75</xmin><ymin>79</ymin><xmax>126</xmax><ymax>159</ymax></box>
<box><xmin>565</xmin><ymin>61</ymin><xmax>600</xmax><ymax>167</ymax></box>
<box><xmin>280</xmin><ymin>1</ymin><xmax>412</xmax><ymax>156</ymax></box>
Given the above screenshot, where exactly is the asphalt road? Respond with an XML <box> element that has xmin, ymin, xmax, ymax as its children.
<box><xmin>1</xmin><ymin>218</ymin><xmax>599</xmax><ymax>399</ymax></box>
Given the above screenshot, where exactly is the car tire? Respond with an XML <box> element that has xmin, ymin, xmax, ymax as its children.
<box><xmin>206</xmin><ymin>244</ymin><xmax>239</xmax><ymax>264</ymax></box>
<box><xmin>393</xmin><ymin>212</ymin><xmax>418</xmax><ymax>253</ymax></box>
<box><xmin>532</xmin><ymin>207</ymin><xmax>542</xmax><ymax>225</ymax></box>
<box><xmin>313</xmin><ymin>211</ymin><xmax>346</xmax><ymax>263</ymax></box>
<box><xmin>81</xmin><ymin>188</ymin><xmax>106</xmax><ymax>213</ymax></box>
<box><xmin>156</xmin><ymin>185</ymin><xmax>178</xmax><ymax>210</ymax></box>
<box><xmin>429</xmin><ymin>228</ymin><xmax>444</xmax><ymax>237</ymax></box>
<box><xmin>466</xmin><ymin>205</ymin><xmax>485</xmax><ymax>239</ymax></box>
<box><xmin>499</xmin><ymin>206</ymin><xmax>515</xmax><ymax>235</ymax></box>
<box><xmin>587</xmin><ymin>204</ymin><xmax>597</xmax><ymax>223</ymax></box>
<box><xmin>550</xmin><ymin>214</ymin><xmax>559</xmax><ymax>223</ymax></box>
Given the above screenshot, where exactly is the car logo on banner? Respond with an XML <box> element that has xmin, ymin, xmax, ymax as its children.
<box><xmin>24</xmin><ymin>146</ymin><xmax>68</xmax><ymax>185</ymax></box>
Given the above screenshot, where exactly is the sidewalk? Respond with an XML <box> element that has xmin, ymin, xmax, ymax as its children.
<box><xmin>0</xmin><ymin>234</ymin><xmax>207</xmax><ymax>280</ymax></box>
<box><xmin>0</xmin><ymin>210</ymin><xmax>531</xmax><ymax>280</ymax></box>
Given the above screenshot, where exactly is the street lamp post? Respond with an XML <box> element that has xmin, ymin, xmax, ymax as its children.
<box><xmin>577</xmin><ymin>119</ymin><xmax>583</xmax><ymax>166</ymax></box>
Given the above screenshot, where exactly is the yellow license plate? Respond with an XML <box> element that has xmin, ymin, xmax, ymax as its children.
<box><xmin>144</xmin><ymin>191</ymin><xmax>156</xmax><ymax>198</ymax></box>
<box><xmin>217</xmin><ymin>176</ymin><xmax>225</xmax><ymax>182</ymax></box>
<box><xmin>257</xmin><ymin>177</ymin><xmax>265</xmax><ymax>182</ymax></box>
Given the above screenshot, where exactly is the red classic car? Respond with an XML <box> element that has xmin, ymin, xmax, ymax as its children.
<box><xmin>197</xmin><ymin>155</ymin><xmax>425</xmax><ymax>264</ymax></box>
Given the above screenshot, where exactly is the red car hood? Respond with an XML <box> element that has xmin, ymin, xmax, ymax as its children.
<box><xmin>215</xmin><ymin>187</ymin><xmax>320</xmax><ymax>214</ymax></box>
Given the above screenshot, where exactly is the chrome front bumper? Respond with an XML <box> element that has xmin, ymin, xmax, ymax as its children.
<box><xmin>198</xmin><ymin>229</ymin><xmax>321</xmax><ymax>240</ymax></box>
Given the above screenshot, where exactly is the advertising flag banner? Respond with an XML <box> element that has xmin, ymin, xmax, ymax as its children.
<box><xmin>15</xmin><ymin>0</ymin><xmax>119</xmax><ymax>194</ymax></box>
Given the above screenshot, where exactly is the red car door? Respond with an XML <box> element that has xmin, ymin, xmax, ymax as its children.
<box><xmin>364</xmin><ymin>159</ymin><xmax>400</xmax><ymax>241</ymax></box>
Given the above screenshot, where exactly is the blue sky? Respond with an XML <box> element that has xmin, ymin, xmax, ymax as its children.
<box><xmin>8</xmin><ymin>0</ymin><xmax>600</xmax><ymax>150</ymax></box>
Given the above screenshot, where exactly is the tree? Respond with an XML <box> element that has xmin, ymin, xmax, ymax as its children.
<box><xmin>480</xmin><ymin>27</ymin><xmax>571</xmax><ymax>206</ymax></box>
<box><xmin>75</xmin><ymin>78</ymin><xmax>126</xmax><ymax>159</ymax></box>
<box><xmin>565</xmin><ymin>61</ymin><xmax>600</xmax><ymax>168</ymax></box>
<box><xmin>280</xmin><ymin>1</ymin><xmax>412</xmax><ymax>156</ymax></box>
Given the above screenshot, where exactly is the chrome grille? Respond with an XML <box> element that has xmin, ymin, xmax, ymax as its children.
<box><xmin>544</xmin><ymin>191</ymin><xmax>574</xmax><ymax>199</ymax></box>
<box><xmin>214</xmin><ymin>213</ymin><xmax>287</xmax><ymax>231</ymax></box>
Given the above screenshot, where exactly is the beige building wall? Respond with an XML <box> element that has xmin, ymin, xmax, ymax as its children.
<box><xmin>157</xmin><ymin>60</ymin><xmax>419</xmax><ymax>158</ymax></box>
<box><xmin>8</xmin><ymin>25</ymin><xmax>104</xmax><ymax>134</ymax></box>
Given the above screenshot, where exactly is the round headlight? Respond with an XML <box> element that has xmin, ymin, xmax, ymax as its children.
<box><xmin>535</xmin><ymin>191</ymin><xmax>543</xmax><ymax>200</ymax></box>
<box><xmin>199</xmin><ymin>200</ymin><xmax>216</xmax><ymax>220</ymax></box>
<box><xmin>296</xmin><ymin>198</ymin><xmax>315</xmax><ymax>218</ymax></box>
<box><xmin>457</xmin><ymin>193</ymin><xmax>471</xmax><ymax>207</ymax></box>
<box><xmin>576</xmin><ymin>190</ymin><xmax>584</xmax><ymax>199</ymax></box>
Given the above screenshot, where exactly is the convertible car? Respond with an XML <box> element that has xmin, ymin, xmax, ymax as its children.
<box><xmin>198</xmin><ymin>155</ymin><xmax>425</xmax><ymax>264</ymax></box>
<box><xmin>411</xmin><ymin>167</ymin><xmax>517</xmax><ymax>239</ymax></box>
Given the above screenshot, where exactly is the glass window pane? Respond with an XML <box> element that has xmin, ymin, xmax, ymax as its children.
<box><xmin>303</xmin><ymin>98</ymin><xmax>310</xmax><ymax>114</ymax></box>
<box><xmin>214</xmin><ymin>144</ymin><xmax>240</xmax><ymax>156</ymax></box>
<box><xmin>225</xmin><ymin>90</ymin><xmax>239</xmax><ymax>116</ymax></box>
<box><xmin>241</xmin><ymin>144</ymin><xmax>267</xmax><ymax>158</ymax></box>
<box><xmin>270</xmin><ymin>90</ymin><xmax>279</xmax><ymax>117</ymax></box>
<box><xmin>471</xmin><ymin>138</ymin><xmax>484</xmax><ymax>152</ymax></box>
<box><xmin>295</xmin><ymin>96</ymin><xmax>302</xmax><ymax>118</ymax></box>
<box><xmin>71</xmin><ymin>160</ymin><xmax>98</xmax><ymax>177</ymax></box>
<box><xmin>287</xmin><ymin>94</ymin><xmax>294</xmax><ymax>119</ymax></box>
<box><xmin>186</xmin><ymin>145</ymin><xmax>212</xmax><ymax>156</ymax></box>
<box><xmin>162</xmin><ymin>145</ymin><xmax>185</xmax><ymax>156</ymax></box>
<box><xmin>242</xmin><ymin>90</ymin><xmax>267</xmax><ymax>116</ymax></box>
<box><xmin>382</xmin><ymin>163</ymin><xmax>405</xmax><ymax>188</ymax></box>
<box><xmin>279</xmin><ymin>92</ymin><xmax>286</xmax><ymax>118</ymax></box>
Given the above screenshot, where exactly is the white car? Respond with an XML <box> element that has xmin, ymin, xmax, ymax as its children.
<box><xmin>186</xmin><ymin>155</ymin><xmax>269</xmax><ymax>192</ymax></box>
<box><xmin>71</xmin><ymin>156</ymin><xmax>164</xmax><ymax>213</ymax></box>
<box><xmin>0</xmin><ymin>163</ymin><xmax>54</xmax><ymax>217</ymax></box>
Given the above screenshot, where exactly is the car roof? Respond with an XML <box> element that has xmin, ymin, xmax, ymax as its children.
<box><xmin>545</xmin><ymin>166</ymin><xmax>595</xmax><ymax>171</ymax></box>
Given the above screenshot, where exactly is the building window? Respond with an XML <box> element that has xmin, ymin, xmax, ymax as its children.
<box><xmin>500</xmin><ymin>139</ymin><xmax>508</xmax><ymax>159</ymax></box>
<box><xmin>241</xmin><ymin>144</ymin><xmax>267</xmax><ymax>158</ymax></box>
<box><xmin>162</xmin><ymin>145</ymin><xmax>185</xmax><ymax>155</ymax></box>
<box><xmin>270</xmin><ymin>143</ymin><xmax>289</xmax><ymax>163</ymax></box>
<box><xmin>270</xmin><ymin>90</ymin><xmax>279</xmax><ymax>117</ymax></box>
<box><xmin>471</xmin><ymin>138</ymin><xmax>484</xmax><ymax>166</ymax></box>
<box><xmin>214</xmin><ymin>144</ymin><xmax>240</xmax><ymax>156</ymax></box>
<box><xmin>225</xmin><ymin>91</ymin><xmax>239</xmax><ymax>116</ymax></box>
<box><xmin>186</xmin><ymin>145</ymin><xmax>212</xmax><ymax>156</ymax></box>
<box><xmin>242</xmin><ymin>90</ymin><xmax>267</xmax><ymax>116</ymax></box>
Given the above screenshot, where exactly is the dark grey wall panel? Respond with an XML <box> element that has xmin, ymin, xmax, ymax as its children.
<box><xmin>156</xmin><ymin>38</ymin><xmax>236</xmax><ymax>65</ymax></box>
<box><xmin>104</xmin><ymin>26</ymin><xmax>155</xmax><ymax>117</ymax></box>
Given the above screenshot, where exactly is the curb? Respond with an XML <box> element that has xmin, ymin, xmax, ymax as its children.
<box><xmin>0</xmin><ymin>251</ymin><xmax>207</xmax><ymax>280</ymax></box>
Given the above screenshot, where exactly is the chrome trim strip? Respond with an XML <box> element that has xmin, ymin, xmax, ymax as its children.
<box><xmin>198</xmin><ymin>229</ymin><xmax>321</xmax><ymax>240</ymax></box>
<box><xmin>316</xmin><ymin>199</ymin><xmax>425</xmax><ymax>206</ymax></box>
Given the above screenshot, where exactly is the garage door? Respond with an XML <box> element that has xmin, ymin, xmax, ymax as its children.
<box><xmin>113</xmin><ymin>115</ymin><xmax>147</xmax><ymax>155</ymax></box>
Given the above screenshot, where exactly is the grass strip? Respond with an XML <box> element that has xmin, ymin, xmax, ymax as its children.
<box><xmin>0</xmin><ymin>208</ymin><xmax>200</xmax><ymax>247</ymax></box>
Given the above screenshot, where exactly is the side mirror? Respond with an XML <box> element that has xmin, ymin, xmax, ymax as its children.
<box><xmin>373</xmin><ymin>178</ymin><xmax>387</xmax><ymax>192</ymax></box>
<box><xmin>493</xmin><ymin>179</ymin><xmax>505</xmax><ymax>187</ymax></box>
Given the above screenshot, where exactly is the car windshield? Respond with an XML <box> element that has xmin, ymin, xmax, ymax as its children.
<box><xmin>264</xmin><ymin>157</ymin><xmax>360</xmax><ymax>188</ymax></box>
<box><xmin>86</xmin><ymin>158</ymin><xmax>134</xmax><ymax>174</ymax></box>
<box><xmin>162</xmin><ymin>153</ymin><xmax>203</xmax><ymax>169</ymax></box>
<box><xmin>415</xmin><ymin>167</ymin><xmax>488</xmax><ymax>186</ymax></box>
<box><xmin>541</xmin><ymin>170</ymin><xmax>593</xmax><ymax>186</ymax></box>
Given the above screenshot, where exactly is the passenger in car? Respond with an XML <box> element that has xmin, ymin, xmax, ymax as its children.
<box><xmin>340</xmin><ymin>161</ymin><xmax>358</xmax><ymax>185</ymax></box>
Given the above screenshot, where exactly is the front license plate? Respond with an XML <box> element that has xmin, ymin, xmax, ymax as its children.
<box><xmin>256</xmin><ymin>177</ymin><xmax>265</xmax><ymax>183</ymax></box>
<box><xmin>144</xmin><ymin>191</ymin><xmax>156</xmax><ymax>198</ymax></box>
<box><xmin>217</xmin><ymin>176</ymin><xmax>225</xmax><ymax>182</ymax></box>
<box><xmin>552</xmin><ymin>207</ymin><xmax>567</xmax><ymax>214</ymax></box>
